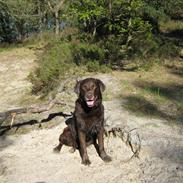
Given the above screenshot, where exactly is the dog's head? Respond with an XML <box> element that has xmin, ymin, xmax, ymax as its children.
<box><xmin>74</xmin><ymin>78</ymin><xmax>105</xmax><ymax>108</ymax></box>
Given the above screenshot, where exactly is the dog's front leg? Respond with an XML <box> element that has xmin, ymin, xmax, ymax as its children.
<box><xmin>98</xmin><ymin>128</ymin><xmax>112</xmax><ymax>162</ymax></box>
<box><xmin>78</xmin><ymin>130</ymin><xmax>91</xmax><ymax>165</ymax></box>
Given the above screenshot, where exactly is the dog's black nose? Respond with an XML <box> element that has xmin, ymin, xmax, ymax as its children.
<box><xmin>86</xmin><ymin>92</ymin><xmax>94</xmax><ymax>100</ymax></box>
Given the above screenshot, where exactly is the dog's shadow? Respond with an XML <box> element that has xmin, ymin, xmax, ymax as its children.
<box><xmin>0</xmin><ymin>111</ymin><xmax>72</xmax><ymax>136</ymax></box>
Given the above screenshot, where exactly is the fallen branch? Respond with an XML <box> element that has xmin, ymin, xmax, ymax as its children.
<box><xmin>0</xmin><ymin>77</ymin><xmax>78</xmax><ymax>127</ymax></box>
<box><xmin>104</xmin><ymin>126</ymin><xmax>141</xmax><ymax>161</ymax></box>
<box><xmin>0</xmin><ymin>99</ymin><xmax>74</xmax><ymax>127</ymax></box>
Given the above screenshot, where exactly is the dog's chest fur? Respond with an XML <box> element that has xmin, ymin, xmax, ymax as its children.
<box><xmin>74</xmin><ymin>101</ymin><xmax>104</xmax><ymax>134</ymax></box>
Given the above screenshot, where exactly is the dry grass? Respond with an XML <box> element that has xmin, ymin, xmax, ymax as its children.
<box><xmin>111</xmin><ymin>61</ymin><xmax>183</xmax><ymax>122</ymax></box>
<box><xmin>160</xmin><ymin>20</ymin><xmax>183</xmax><ymax>32</ymax></box>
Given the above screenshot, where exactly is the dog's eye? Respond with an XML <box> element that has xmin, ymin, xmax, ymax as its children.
<box><xmin>82</xmin><ymin>85</ymin><xmax>87</xmax><ymax>90</ymax></box>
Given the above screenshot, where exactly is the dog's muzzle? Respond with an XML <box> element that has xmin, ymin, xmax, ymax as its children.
<box><xmin>85</xmin><ymin>96</ymin><xmax>95</xmax><ymax>107</ymax></box>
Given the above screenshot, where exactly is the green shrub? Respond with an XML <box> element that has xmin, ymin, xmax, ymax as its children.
<box><xmin>29</xmin><ymin>40</ymin><xmax>75</xmax><ymax>94</ymax></box>
<box><xmin>160</xmin><ymin>20</ymin><xmax>183</xmax><ymax>32</ymax></box>
<box><xmin>100</xmin><ymin>35</ymin><xmax>124</xmax><ymax>64</ymax></box>
<box><xmin>156</xmin><ymin>40</ymin><xmax>179</xmax><ymax>58</ymax></box>
<box><xmin>136</xmin><ymin>58</ymin><xmax>162</xmax><ymax>71</ymax></box>
<box><xmin>86</xmin><ymin>60</ymin><xmax>100</xmax><ymax>72</ymax></box>
<box><xmin>71</xmin><ymin>43</ymin><xmax>105</xmax><ymax>65</ymax></box>
<box><xmin>86</xmin><ymin>60</ymin><xmax>111</xmax><ymax>73</ymax></box>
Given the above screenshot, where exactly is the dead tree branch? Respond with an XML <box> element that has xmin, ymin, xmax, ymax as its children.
<box><xmin>0</xmin><ymin>99</ymin><xmax>72</xmax><ymax>127</ymax></box>
<box><xmin>0</xmin><ymin>76</ymin><xmax>77</xmax><ymax>127</ymax></box>
<box><xmin>104</xmin><ymin>126</ymin><xmax>141</xmax><ymax>161</ymax></box>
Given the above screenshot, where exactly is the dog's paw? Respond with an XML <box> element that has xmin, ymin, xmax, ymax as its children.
<box><xmin>101</xmin><ymin>154</ymin><xmax>112</xmax><ymax>162</ymax></box>
<box><xmin>82</xmin><ymin>159</ymin><xmax>91</xmax><ymax>166</ymax></box>
<box><xmin>53</xmin><ymin>147</ymin><xmax>60</xmax><ymax>153</ymax></box>
<box><xmin>69</xmin><ymin>147</ymin><xmax>76</xmax><ymax>153</ymax></box>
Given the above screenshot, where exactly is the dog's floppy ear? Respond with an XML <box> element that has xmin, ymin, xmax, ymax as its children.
<box><xmin>96</xmin><ymin>79</ymin><xmax>105</xmax><ymax>92</ymax></box>
<box><xmin>74</xmin><ymin>79</ymin><xmax>81</xmax><ymax>94</ymax></box>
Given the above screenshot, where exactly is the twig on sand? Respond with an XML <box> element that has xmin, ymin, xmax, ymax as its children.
<box><xmin>104</xmin><ymin>126</ymin><xmax>141</xmax><ymax>162</ymax></box>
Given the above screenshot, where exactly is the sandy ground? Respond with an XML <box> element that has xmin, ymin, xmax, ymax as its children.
<box><xmin>0</xmin><ymin>48</ymin><xmax>183</xmax><ymax>183</ymax></box>
<box><xmin>0</xmin><ymin>48</ymin><xmax>37</xmax><ymax>111</ymax></box>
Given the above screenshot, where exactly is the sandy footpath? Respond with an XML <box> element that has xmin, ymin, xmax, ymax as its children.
<box><xmin>0</xmin><ymin>48</ymin><xmax>37</xmax><ymax>111</ymax></box>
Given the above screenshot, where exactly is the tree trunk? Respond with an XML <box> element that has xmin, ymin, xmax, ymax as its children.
<box><xmin>92</xmin><ymin>20</ymin><xmax>97</xmax><ymax>37</ymax></box>
<box><xmin>55</xmin><ymin>11</ymin><xmax>59</xmax><ymax>35</ymax></box>
<box><xmin>38</xmin><ymin>1</ymin><xmax>43</xmax><ymax>34</ymax></box>
<box><xmin>109</xmin><ymin>0</ymin><xmax>112</xmax><ymax>15</ymax></box>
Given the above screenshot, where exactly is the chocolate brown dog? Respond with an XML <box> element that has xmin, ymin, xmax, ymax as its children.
<box><xmin>54</xmin><ymin>78</ymin><xmax>111</xmax><ymax>165</ymax></box>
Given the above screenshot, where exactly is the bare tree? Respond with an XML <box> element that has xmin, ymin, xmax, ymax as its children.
<box><xmin>46</xmin><ymin>0</ymin><xmax>65</xmax><ymax>35</ymax></box>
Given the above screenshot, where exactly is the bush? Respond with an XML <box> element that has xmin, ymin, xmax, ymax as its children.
<box><xmin>86</xmin><ymin>60</ymin><xmax>111</xmax><ymax>73</ymax></box>
<box><xmin>71</xmin><ymin>42</ymin><xmax>105</xmax><ymax>65</ymax></box>
<box><xmin>100</xmin><ymin>35</ymin><xmax>124</xmax><ymax>64</ymax></box>
<box><xmin>29</xmin><ymin>38</ymin><xmax>111</xmax><ymax>94</ymax></box>
<box><xmin>29</xmin><ymin>40</ymin><xmax>75</xmax><ymax>94</ymax></box>
<box><xmin>156</xmin><ymin>39</ymin><xmax>179</xmax><ymax>58</ymax></box>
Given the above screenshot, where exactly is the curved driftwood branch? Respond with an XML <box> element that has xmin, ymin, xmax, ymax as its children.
<box><xmin>104</xmin><ymin>126</ymin><xmax>141</xmax><ymax>161</ymax></box>
<box><xmin>0</xmin><ymin>77</ymin><xmax>77</xmax><ymax>127</ymax></box>
<box><xmin>0</xmin><ymin>99</ymin><xmax>74</xmax><ymax>127</ymax></box>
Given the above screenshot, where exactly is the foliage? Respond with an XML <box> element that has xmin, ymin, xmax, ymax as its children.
<box><xmin>0</xmin><ymin>0</ymin><xmax>67</xmax><ymax>42</ymax></box>
<box><xmin>0</xmin><ymin>0</ymin><xmax>39</xmax><ymax>42</ymax></box>
<box><xmin>71</xmin><ymin>42</ymin><xmax>105</xmax><ymax>65</ymax></box>
<box><xmin>1</xmin><ymin>0</ymin><xmax>182</xmax><ymax>44</ymax></box>
<box><xmin>70</xmin><ymin>0</ymin><xmax>160</xmax><ymax>60</ymax></box>
<box><xmin>160</xmin><ymin>20</ymin><xmax>183</xmax><ymax>32</ymax></box>
<box><xmin>143</xmin><ymin>0</ymin><xmax>183</xmax><ymax>18</ymax></box>
<box><xmin>69</xmin><ymin>0</ymin><xmax>182</xmax><ymax>61</ymax></box>
<box><xmin>0</xmin><ymin>4</ymin><xmax>17</xmax><ymax>42</ymax></box>
<box><xmin>1</xmin><ymin>0</ymin><xmax>183</xmax><ymax>94</ymax></box>
<box><xmin>70</xmin><ymin>0</ymin><xmax>144</xmax><ymax>36</ymax></box>
<box><xmin>86</xmin><ymin>61</ymin><xmax>111</xmax><ymax>73</ymax></box>
<box><xmin>29</xmin><ymin>32</ymin><xmax>112</xmax><ymax>94</ymax></box>
<box><xmin>29</xmin><ymin>40</ymin><xmax>75</xmax><ymax>94</ymax></box>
